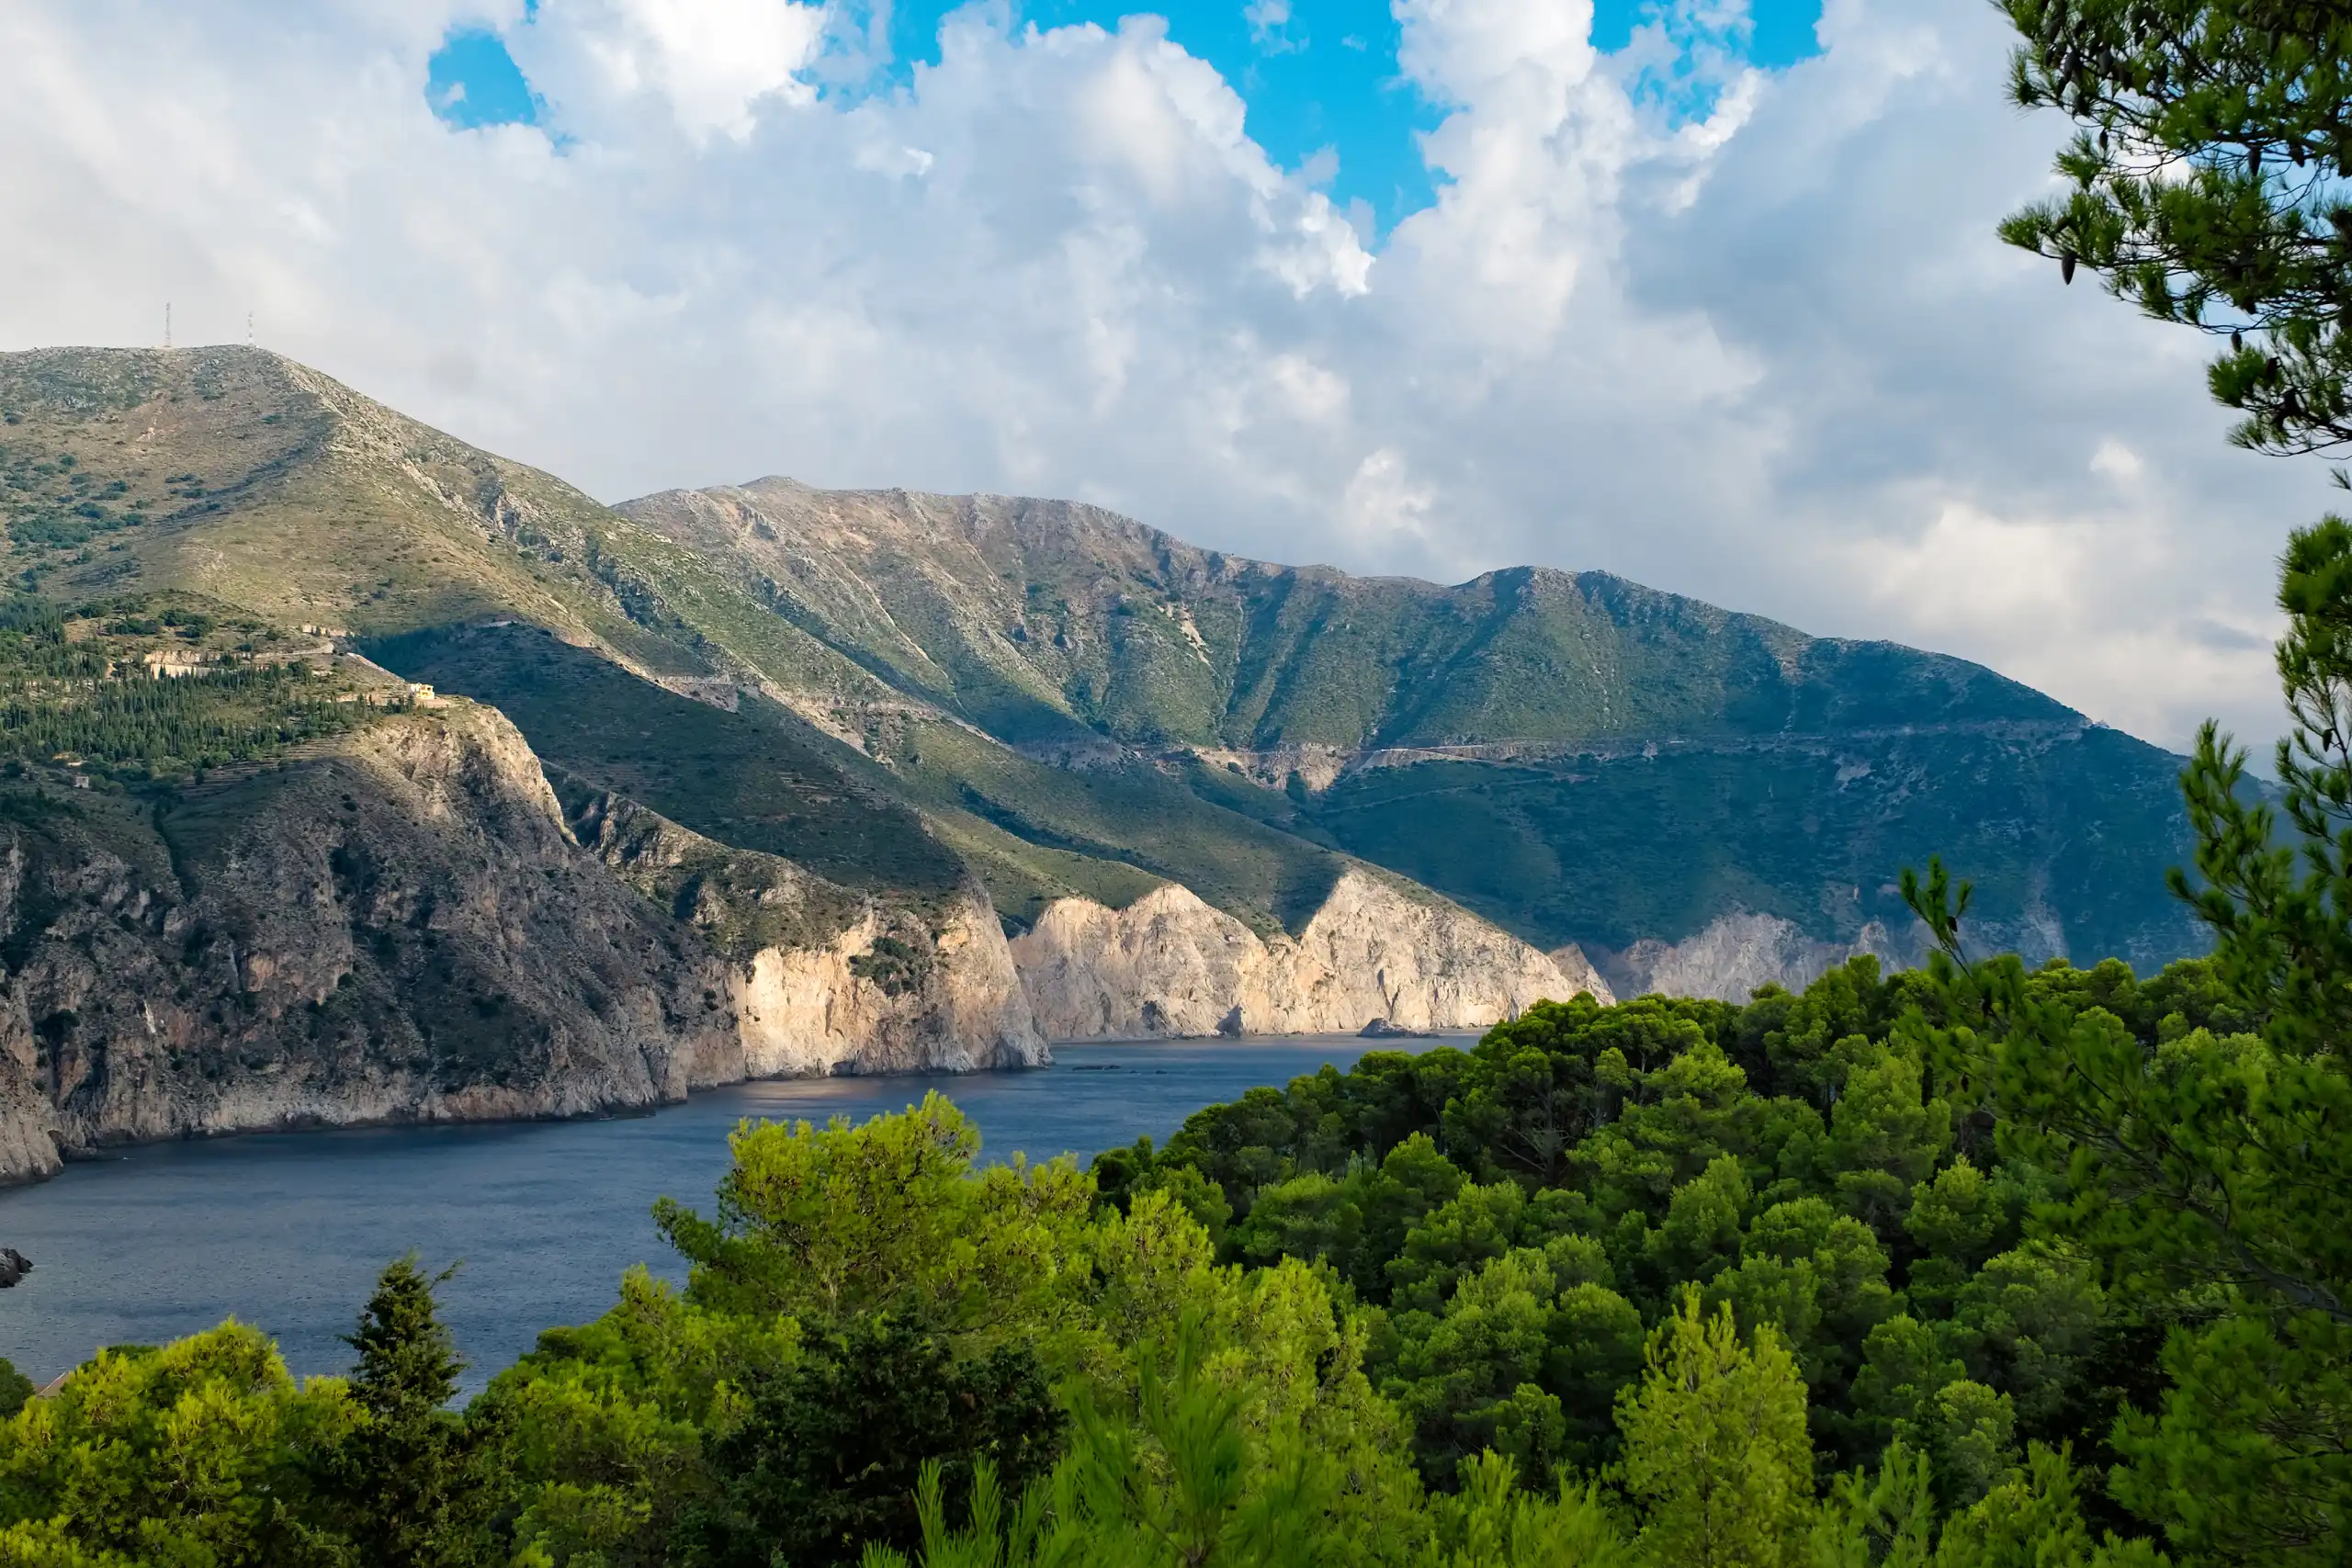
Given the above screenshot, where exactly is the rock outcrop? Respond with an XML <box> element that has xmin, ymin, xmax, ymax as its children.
<box><xmin>1011</xmin><ymin>871</ymin><xmax>1605</xmax><ymax>1039</ymax></box>
<box><xmin>571</xmin><ymin>791</ymin><xmax>1046</xmax><ymax>1076</ymax></box>
<box><xmin>1595</xmin><ymin>911</ymin><xmax>1905</xmax><ymax>1002</ymax></box>
<box><xmin>0</xmin><ymin>703</ymin><xmax>734</xmax><ymax>1184</ymax></box>
<box><xmin>0</xmin><ymin>703</ymin><xmax>1044</xmax><ymax>1185</ymax></box>
<box><xmin>1546</xmin><ymin>943</ymin><xmax>1615</xmax><ymax>1005</ymax></box>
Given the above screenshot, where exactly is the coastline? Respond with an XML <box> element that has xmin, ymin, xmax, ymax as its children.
<box><xmin>0</xmin><ymin>1029</ymin><xmax>1488</xmax><ymax>1189</ymax></box>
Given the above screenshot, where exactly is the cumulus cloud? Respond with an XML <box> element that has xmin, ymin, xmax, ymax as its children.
<box><xmin>528</xmin><ymin>0</ymin><xmax>831</xmax><ymax>141</ymax></box>
<box><xmin>0</xmin><ymin>0</ymin><xmax>2320</xmax><ymax>751</ymax></box>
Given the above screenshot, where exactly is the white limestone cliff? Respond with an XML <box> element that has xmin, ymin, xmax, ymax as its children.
<box><xmin>728</xmin><ymin>894</ymin><xmax>1043</xmax><ymax>1076</ymax></box>
<box><xmin>571</xmin><ymin>793</ymin><xmax>1047</xmax><ymax>1077</ymax></box>
<box><xmin>1596</xmin><ymin>911</ymin><xmax>1904</xmax><ymax>1001</ymax></box>
<box><xmin>1011</xmin><ymin>871</ymin><xmax>1609</xmax><ymax>1039</ymax></box>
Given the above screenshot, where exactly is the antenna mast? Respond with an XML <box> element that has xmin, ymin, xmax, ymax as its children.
<box><xmin>164</xmin><ymin>302</ymin><xmax>172</xmax><ymax>351</ymax></box>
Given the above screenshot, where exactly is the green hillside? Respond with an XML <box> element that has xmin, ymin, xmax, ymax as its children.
<box><xmin>618</xmin><ymin>479</ymin><xmax>2205</xmax><ymax>966</ymax></box>
<box><xmin>1306</xmin><ymin>727</ymin><xmax>2198</xmax><ymax>965</ymax></box>
<box><xmin>378</xmin><ymin>622</ymin><xmax>1341</xmax><ymax>931</ymax></box>
<box><xmin>616</xmin><ymin>481</ymin><xmax>2072</xmax><ymax>754</ymax></box>
<box><xmin>0</xmin><ymin>347</ymin><xmax>1361</xmax><ymax>935</ymax></box>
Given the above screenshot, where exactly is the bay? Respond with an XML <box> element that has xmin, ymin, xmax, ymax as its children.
<box><xmin>0</xmin><ymin>1035</ymin><xmax>1459</xmax><ymax>1386</ymax></box>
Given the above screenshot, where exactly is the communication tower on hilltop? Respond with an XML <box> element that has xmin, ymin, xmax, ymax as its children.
<box><xmin>164</xmin><ymin>302</ymin><xmax>172</xmax><ymax>351</ymax></box>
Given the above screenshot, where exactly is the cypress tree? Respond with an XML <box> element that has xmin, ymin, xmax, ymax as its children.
<box><xmin>321</xmin><ymin>1254</ymin><xmax>492</xmax><ymax>1568</ymax></box>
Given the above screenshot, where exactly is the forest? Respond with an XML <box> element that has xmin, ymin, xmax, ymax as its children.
<box><xmin>0</xmin><ymin>595</ymin><xmax>370</xmax><ymax>780</ymax></box>
<box><xmin>0</xmin><ymin>931</ymin><xmax>2315</xmax><ymax>1567</ymax></box>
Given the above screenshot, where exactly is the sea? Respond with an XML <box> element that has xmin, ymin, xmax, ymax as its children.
<box><xmin>0</xmin><ymin>1035</ymin><xmax>1462</xmax><ymax>1387</ymax></box>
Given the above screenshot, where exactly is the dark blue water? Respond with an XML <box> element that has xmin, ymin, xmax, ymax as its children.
<box><xmin>0</xmin><ymin>1037</ymin><xmax>1453</xmax><ymax>1386</ymax></box>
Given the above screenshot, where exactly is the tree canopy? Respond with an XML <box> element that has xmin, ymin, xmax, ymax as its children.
<box><xmin>1999</xmin><ymin>0</ymin><xmax>2352</xmax><ymax>453</ymax></box>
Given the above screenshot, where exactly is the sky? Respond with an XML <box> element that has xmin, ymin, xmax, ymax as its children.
<box><xmin>0</xmin><ymin>0</ymin><xmax>2332</xmax><ymax>755</ymax></box>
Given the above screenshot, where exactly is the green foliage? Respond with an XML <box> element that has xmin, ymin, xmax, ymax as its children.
<box><xmin>679</xmin><ymin>1316</ymin><xmax>1064</xmax><ymax>1568</ymax></box>
<box><xmin>378</xmin><ymin>624</ymin><xmax>968</xmax><ymax>897</ymax></box>
<box><xmin>2105</xmin><ymin>1309</ymin><xmax>2352</xmax><ymax>1564</ymax></box>
<box><xmin>1895</xmin><ymin>517</ymin><xmax>2352</xmax><ymax>1561</ymax></box>
<box><xmin>0</xmin><ymin>598</ymin><xmax>368</xmax><ymax>777</ymax></box>
<box><xmin>0</xmin><ymin>1077</ymin><xmax>2171</xmax><ymax>1568</ymax></box>
<box><xmin>849</xmin><ymin>934</ymin><xmax>933</xmax><ymax>998</ymax></box>
<box><xmin>1615</xmin><ymin>1293</ymin><xmax>1814</xmax><ymax>1568</ymax></box>
<box><xmin>1048</xmin><ymin>1320</ymin><xmax>1338</xmax><ymax>1568</ymax></box>
<box><xmin>0</xmin><ymin>1365</ymin><xmax>28</xmax><ymax>1423</ymax></box>
<box><xmin>1809</xmin><ymin>1440</ymin><xmax>1939</xmax><ymax>1568</ymax></box>
<box><xmin>1996</xmin><ymin>0</ymin><xmax>2352</xmax><ymax>454</ymax></box>
<box><xmin>1927</xmin><ymin>39</ymin><xmax>2352</xmax><ymax>1539</ymax></box>
<box><xmin>1426</xmin><ymin>1452</ymin><xmax>1631</xmax><ymax>1568</ymax></box>
<box><xmin>1307</xmin><ymin>728</ymin><xmax>2201</xmax><ymax>962</ymax></box>
<box><xmin>0</xmin><ymin>1325</ymin><xmax>358</xmax><ymax>1567</ymax></box>
<box><xmin>652</xmin><ymin>1091</ymin><xmax>1096</xmax><ymax>1340</ymax></box>
<box><xmin>858</xmin><ymin>1319</ymin><xmax>1398</xmax><ymax>1568</ymax></box>
<box><xmin>345</xmin><ymin>1253</ymin><xmax>464</xmax><ymax>1414</ymax></box>
<box><xmin>1090</xmin><ymin>966</ymin><xmax>2198</xmax><ymax>1500</ymax></box>
<box><xmin>316</xmin><ymin>1256</ymin><xmax>496</xmax><ymax>1568</ymax></box>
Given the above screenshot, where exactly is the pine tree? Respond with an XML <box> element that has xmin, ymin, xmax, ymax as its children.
<box><xmin>320</xmin><ymin>1254</ymin><xmax>492</xmax><ymax>1568</ymax></box>
<box><xmin>1997</xmin><ymin>1</ymin><xmax>2352</xmax><ymax>454</ymax></box>
<box><xmin>1943</xmin><ymin>7</ymin><xmax>2352</xmax><ymax>1558</ymax></box>
<box><xmin>677</xmin><ymin>1313</ymin><xmax>1065</xmax><ymax>1568</ymax></box>
<box><xmin>346</xmin><ymin>1254</ymin><xmax>463</xmax><ymax>1416</ymax></box>
<box><xmin>1615</xmin><ymin>1292</ymin><xmax>1814</xmax><ymax>1568</ymax></box>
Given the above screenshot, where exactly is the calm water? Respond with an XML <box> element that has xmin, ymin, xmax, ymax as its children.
<box><xmin>0</xmin><ymin>1037</ymin><xmax>1455</xmax><ymax>1386</ymax></box>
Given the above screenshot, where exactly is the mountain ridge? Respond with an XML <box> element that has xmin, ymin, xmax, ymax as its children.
<box><xmin>613</xmin><ymin>471</ymin><xmax>2199</xmax><ymax>968</ymax></box>
<box><xmin>0</xmin><ymin>345</ymin><xmax>1621</xmax><ymax>1180</ymax></box>
<box><xmin>615</xmin><ymin>476</ymin><xmax>2080</xmax><ymax>767</ymax></box>
<box><xmin>0</xmin><ymin>344</ymin><xmax>2203</xmax><ymax>1000</ymax></box>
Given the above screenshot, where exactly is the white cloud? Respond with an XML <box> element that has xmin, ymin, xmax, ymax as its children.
<box><xmin>526</xmin><ymin>0</ymin><xmax>828</xmax><ymax>141</ymax></box>
<box><xmin>0</xmin><ymin>0</ymin><xmax>2319</xmax><ymax>754</ymax></box>
<box><xmin>1245</xmin><ymin>0</ymin><xmax>1297</xmax><ymax>53</ymax></box>
<box><xmin>1341</xmin><ymin>448</ymin><xmax>1437</xmax><ymax>547</ymax></box>
<box><xmin>2090</xmin><ymin>439</ymin><xmax>2143</xmax><ymax>483</ymax></box>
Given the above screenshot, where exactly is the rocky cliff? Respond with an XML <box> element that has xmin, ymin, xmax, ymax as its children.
<box><xmin>1010</xmin><ymin>870</ymin><xmax>1609</xmax><ymax>1039</ymax></box>
<box><xmin>0</xmin><ymin>703</ymin><xmax>729</xmax><ymax>1182</ymax></box>
<box><xmin>571</xmin><ymin>790</ymin><xmax>1046</xmax><ymax>1076</ymax></box>
<box><xmin>1593</xmin><ymin>911</ymin><xmax>1908</xmax><ymax>1002</ymax></box>
<box><xmin>0</xmin><ymin>702</ymin><xmax>1045</xmax><ymax>1185</ymax></box>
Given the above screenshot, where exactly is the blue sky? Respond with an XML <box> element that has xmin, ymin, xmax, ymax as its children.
<box><xmin>429</xmin><ymin>0</ymin><xmax>1824</xmax><ymax>230</ymax></box>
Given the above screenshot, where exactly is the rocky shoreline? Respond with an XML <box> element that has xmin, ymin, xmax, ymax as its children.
<box><xmin>0</xmin><ymin>704</ymin><xmax>1602</xmax><ymax>1188</ymax></box>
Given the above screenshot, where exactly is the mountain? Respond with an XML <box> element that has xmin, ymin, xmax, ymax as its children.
<box><xmin>614</xmin><ymin>479</ymin><xmax>2205</xmax><ymax>979</ymax></box>
<box><xmin>0</xmin><ymin>345</ymin><xmax>1605</xmax><ymax>1179</ymax></box>
<box><xmin>0</xmin><ymin>344</ymin><xmax>2215</xmax><ymax>1178</ymax></box>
